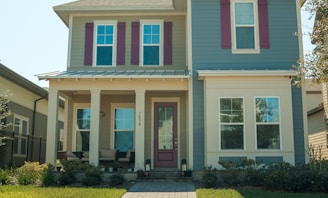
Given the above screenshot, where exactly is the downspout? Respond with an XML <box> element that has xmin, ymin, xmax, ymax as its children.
<box><xmin>29</xmin><ymin>95</ymin><xmax>47</xmax><ymax>161</ymax></box>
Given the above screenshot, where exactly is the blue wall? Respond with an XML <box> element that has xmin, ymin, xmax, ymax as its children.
<box><xmin>191</xmin><ymin>0</ymin><xmax>305</xmax><ymax>169</ymax></box>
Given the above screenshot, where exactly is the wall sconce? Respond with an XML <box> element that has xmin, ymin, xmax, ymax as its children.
<box><xmin>100</xmin><ymin>111</ymin><xmax>106</xmax><ymax>117</ymax></box>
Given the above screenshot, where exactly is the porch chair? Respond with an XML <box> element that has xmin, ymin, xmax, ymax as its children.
<box><xmin>118</xmin><ymin>149</ymin><xmax>134</xmax><ymax>168</ymax></box>
<box><xmin>66</xmin><ymin>151</ymin><xmax>79</xmax><ymax>161</ymax></box>
<box><xmin>81</xmin><ymin>151</ymin><xmax>89</xmax><ymax>162</ymax></box>
<box><xmin>99</xmin><ymin>149</ymin><xmax>117</xmax><ymax>162</ymax></box>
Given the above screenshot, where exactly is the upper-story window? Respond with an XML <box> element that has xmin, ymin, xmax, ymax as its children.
<box><xmin>94</xmin><ymin>21</ymin><xmax>117</xmax><ymax>66</ymax></box>
<box><xmin>220</xmin><ymin>0</ymin><xmax>269</xmax><ymax>52</ymax></box>
<box><xmin>231</xmin><ymin>0</ymin><xmax>259</xmax><ymax>53</ymax></box>
<box><xmin>140</xmin><ymin>20</ymin><xmax>163</xmax><ymax>66</ymax></box>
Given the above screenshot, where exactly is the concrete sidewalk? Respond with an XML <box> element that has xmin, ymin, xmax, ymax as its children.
<box><xmin>122</xmin><ymin>181</ymin><xmax>197</xmax><ymax>198</ymax></box>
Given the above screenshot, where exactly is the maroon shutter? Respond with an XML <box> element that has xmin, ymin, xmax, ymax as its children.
<box><xmin>258</xmin><ymin>0</ymin><xmax>270</xmax><ymax>48</ymax></box>
<box><xmin>117</xmin><ymin>22</ymin><xmax>126</xmax><ymax>65</ymax></box>
<box><xmin>221</xmin><ymin>0</ymin><xmax>231</xmax><ymax>48</ymax></box>
<box><xmin>131</xmin><ymin>22</ymin><xmax>140</xmax><ymax>65</ymax></box>
<box><xmin>164</xmin><ymin>22</ymin><xmax>172</xmax><ymax>65</ymax></box>
<box><xmin>84</xmin><ymin>23</ymin><xmax>94</xmax><ymax>66</ymax></box>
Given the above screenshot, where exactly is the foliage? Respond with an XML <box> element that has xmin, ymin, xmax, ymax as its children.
<box><xmin>0</xmin><ymin>90</ymin><xmax>13</xmax><ymax>147</ymax></box>
<box><xmin>0</xmin><ymin>168</ymin><xmax>11</xmax><ymax>185</ymax></box>
<box><xmin>57</xmin><ymin>160</ymin><xmax>86</xmax><ymax>185</ymax></box>
<box><xmin>16</xmin><ymin>162</ymin><xmax>48</xmax><ymax>186</ymax></box>
<box><xmin>41</xmin><ymin>164</ymin><xmax>55</xmax><ymax>187</ymax></box>
<box><xmin>82</xmin><ymin>165</ymin><xmax>103</xmax><ymax>186</ymax></box>
<box><xmin>202</xmin><ymin>166</ymin><xmax>219</xmax><ymax>188</ymax></box>
<box><xmin>0</xmin><ymin>185</ymin><xmax>127</xmax><ymax>198</ymax></box>
<box><xmin>296</xmin><ymin>0</ymin><xmax>328</xmax><ymax>84</ymax></box>
<box><xmin>109</xmin><ymin>174</ymin><xmax>124</xmax><ymax>186</ymax></box>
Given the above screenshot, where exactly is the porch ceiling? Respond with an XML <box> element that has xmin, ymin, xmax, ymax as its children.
<box><xmin>38</xmin><ymin>70</ymin><xmax>190</xmax><ymax>80</ymax></box>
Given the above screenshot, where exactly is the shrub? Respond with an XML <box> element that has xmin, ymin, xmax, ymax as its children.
<box><xmin>41</xmin><ymin>164</ymin><xmax>55</xmax><ymax>187</ymax></box>
<box><xmin>16</xmin><ymin>162</ymin><xmax>48</xmax><ymax>185</ymax></box>
<box><xmin>202</xmin><ymin>166</ymin><xmax>218</xmax><ymax>188</ymax></box>
<box><xmin>109</xmin><ymin>174</ymin><xmax>124</xmax><ymax>186</ymax></box>
<box><xmin>82</xmin><ymin>166</ymin><xmax>103</xmax><ymax>186</ymax></box>
<box><xmin>0</xmin><ymin>168</ymin><xmax>10</xmax><ymax>185</ymax></box>
<box><xmin>262</xmin><ymin>162</ymin><xmax>293</xmax><ymax>191</ymax></box>
<box><xmin>57</xmin><ymin>160</ymin><xmax>83</xmax><ymax>185</ymax></box>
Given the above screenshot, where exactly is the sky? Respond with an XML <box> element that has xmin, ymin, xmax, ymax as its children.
<box><xmin>0</xmin><ymin>0</ymin><xmax>316</xmax><ymax>88</ymax></box>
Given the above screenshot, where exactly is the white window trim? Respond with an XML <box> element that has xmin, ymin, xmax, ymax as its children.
<box><xmin>93</xmin><ymin>20</ymin><xmax>117</xmax><ymax>67</ymax></box>
<box><xmin>13</xmin><ymin>114</ymin><xmax>29</xmax><ymax>157</ymax></box>
<box><xmin>254</xmin><ymin>96</ymin><xmax>282</xmax><ymax>150</ymax></box>
<box><xmin>73</xmin><ymin>103</ymin><xmax>90</xmax><ymax>151</ymax></box>
<box><xmin>110</xmin><ymin>103</ymin><xmax>135</xmax><ymax>150</ymax></box>
<box><xmin>231</xmin><ymin>0</ymin><xmax>260</xmax><ymax>54</ymax></box>
<box><xmin>140</xmin><ymin>19</ymin><xmax>164</xmax><ymax>66</ymax></box>
<box><xmin>218</xmin><ymin>97</ymin><xmax>245</xmax><ymax>151</ymax></box>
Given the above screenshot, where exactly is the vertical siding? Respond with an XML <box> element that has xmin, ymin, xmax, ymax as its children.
<box><xmin>70</xmin><ymin>16</ymin><xmax>186</xmax><ymax>69</ymax></box>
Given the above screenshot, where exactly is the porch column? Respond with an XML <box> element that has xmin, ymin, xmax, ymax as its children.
<box><xmin>89</xmin><ymin>89</ymin><xmax>101</xmax><ymax>166</ymax></box>
<box><xmin>45</xmin><ymin>90</ymin><xmax>59</xmax><ymax>166</ymax></box>
<box><xmin>63</xmin><ymin>98</ymin><xmax>73</xmax><ymax>151</ymax></box>
<box><xmin>135</xmin><ymin>90</ymin><xmax>145</xmax><ymax>170</ymax></box>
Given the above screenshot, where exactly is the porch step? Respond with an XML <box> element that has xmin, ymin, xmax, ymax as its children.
<box><xmin>137</xmin><ymin>168</ymin><xmax>193</xmax><ymax>182</ymax></box>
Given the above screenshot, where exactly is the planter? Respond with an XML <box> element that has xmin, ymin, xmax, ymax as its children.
<box><xmin>184</xmin><ymin>170</ymin><xmax>192</xmax><ymax>177</ymax></box>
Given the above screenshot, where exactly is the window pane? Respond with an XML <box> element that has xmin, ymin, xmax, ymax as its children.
<box><xmin>76</xmin><ymin>131</ymin><xmax>90</xmax><ymax>151</ymax></box>
<box><xmin>106</xmin><ymin>25</ymin><xmax>113</xmax><ymax>34</ymax></box>
<box><xmin>115</xmin><ymin>131</ymin><xmax>134</xmax><ymax>152</ymax></box>
<box><xmin>144</xmin><ymin>35</ymin><xmax>152</xmax><ymax>44</ymax></box>
<box><xmin>97</xmin><ymin>46</ymin><xmax>113</xmax><ymax>65</ymax></box>
<box><xmin>21</xmin><ymin>139</ymin><xmax>26</xmax><ymax>155</ymax></box>
<box><xmin>236</xmin><ymin>27</ymin><xmax>255</xmax><ymax>49</ymax></box>
<box><xmin>105</xmin><ymin>35</ymin><xmax>113</xmax><ymax>44</ymax></box>
<box><xmin>220</xmin><ymin>98</ymin><xmax>243</xmax><ymax>122</ymax></box>
<box><xmin>143</xmin><ymin>46</ymin><xmax>159</xmax><ymax>65</ymax></box>
<box><xmin>97</xmin><ymin>25</ymin><xmax>105</xmax><ymax>34</ymax></box>
<box><xmin>144</xmin><ymin>25</ymin><xmax>151</xmax><ymax>34</ymax></box>
<box><xmin>158</xmin><ymin>107</ymin><xmax>173</xmax><ymax>150</ymax></box>
<box><xmin>77</xmin><ymin>109</ymin><xmax>90</xmax><ymax>129</ymax></box>
<box><xmin>14</xmin><ymin>118</ymin><xmax>20</xmax><ymax>135</ymax></box>
<box><xmin>256</xmin><ymin>98</ymin><xmax>280</xmax><ymax>122</ymax></box>
<box><xmin>22</xmin><ymin>121</ymin><xmax>28</xmax><ymax>135</ymax></box>
<box><xmin>152</xmin><ymin>35</ymin><xmax>160</xmax><ymax>44</ymax></box>
<box><xmin>235</xmin><ymin>3</ymin><xmax>254</xmax><ymax>24</ymax></box>
<box><xmin>115</xmin><ymin>108</ymin><xmax>134</xmax><ymax>130</ymax></box>
<box><xmin>97</xmin><ymin>35</ymin><xmax>105</xmax><ymax>44</ymax></box>
<box><xmin>221</xmin><ymin>125</ymin><xmax>243</xmax><ymax>149</ymax></box>
<box><xmin>13</xmin><ymin>139</ymin><xmax>18</xmax><ymax>154</ymax></box>
<box><xmin>152</xmin><ymin>25</ymin><xmax>160</xmax><ymax>34</ymax></box>
<box><xmin>257</xmin><ymin>125</ymin><xmax>280</xmax><ymax>149</ymax></box>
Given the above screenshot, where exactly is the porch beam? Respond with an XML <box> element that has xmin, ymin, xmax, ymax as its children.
<box><xmin>89</xmin><ymin>89</ymin><xmax>101</xmax><ymax>166</ymax></box>
<box><xmin>45</xmin><ymin>90</ymin><xmax>59</xmax><ymax>166</ymax></box>
<box><xmin>135</xmin><ymin>89</ymin><xmax>145</xmax><ymax>170</ymax></box>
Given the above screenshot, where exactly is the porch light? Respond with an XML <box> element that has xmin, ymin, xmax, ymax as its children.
<box><xmin>145</xmin><ymin>159</ymin><xmax>151</xmax><ymax>172</ymax></box>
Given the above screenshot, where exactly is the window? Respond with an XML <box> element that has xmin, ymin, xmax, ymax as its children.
<box><xmin>75</xmin><ymin>108</ymin><xmax>90</xmax><ymax>151</ymax></box>
<box><xmin>255</xmin><ymin>97</ymin><xmax>280</xmax><ymax>149</ymax></box>
<box><xmin>94</xmin><ymin>21</ymin><xmax>117</xmax><ymax>66</ymax></box>
<box><xmin>13</xmin><ymin>115</ymin><xmax>28</xmax><ymax>156</ymax></box>
<box><xmin>219</xmin><ymin>98</ymin><xmax>244</xmax><ymax>149</ymax></box>
<box><xmin>141</xmin><ymin>20</ymin><xmax>163</xmax><ymax>66</ymax></box>
<box><xmin>231</xmin><ymin>0</ymin><xmax>259</xmax><ymax>53</ymax></box>
<box><xmin>114</xmin><ymin>108</ymin><xmax>134</xmax><ymax>152</ymax></box>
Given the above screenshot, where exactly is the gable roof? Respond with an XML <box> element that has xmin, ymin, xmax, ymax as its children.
<box><xmin>53</xmin><ymin>0</ymin><xmax>186</xmax><ymax>26</ymax></box>
<box><xmin>0</xmin><ymin>63</ymin><xmax>48</xmax><ymax>97</ymax></box>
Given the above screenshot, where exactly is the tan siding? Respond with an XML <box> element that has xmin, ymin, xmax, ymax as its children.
<box><xmin>70</xmin><ymin>16</ymin><xmax>186</xmax><ymax>69</ymax></box>
<box><xmin>322</xmin><ymin>83</ymin><xmax>328</xmax><ymax>119</ymax></box>
<box><xmin>309</xmin><ymin>131</ymin><xmax>328</xmax><ymax>160</ymax></box>
<box><xmin>308</xmin><ymin>111</ymin><xmax>326</xmax><ymax>135</ymax></box>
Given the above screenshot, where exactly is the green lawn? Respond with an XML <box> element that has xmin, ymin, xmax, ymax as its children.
<box><xmin>0</xmin><ymin>186</ymin><xmax>126</xmax><ymax>198</ymax></box>
<box><xmin>197</xmin><ymin>188</ymin><xmax>328</xmax><ymax>198</ymax></box>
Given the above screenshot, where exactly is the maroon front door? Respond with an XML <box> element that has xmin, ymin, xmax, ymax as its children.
<box><xmin>154</xmin><ymin>102</ymin><xmax>178</xmax><ymax>168</ymax></box>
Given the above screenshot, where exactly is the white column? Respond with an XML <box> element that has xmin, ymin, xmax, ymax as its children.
<box><xmin>46</xmin><ymin>90</ymin><xmax>59</xmax><ymax>165</ymax></box>
<box><xmin>89</xmin><ymin>90</ymin><xmax>101</xmax><ymax>166</ymax></box>
<box><xmin>63</xmin><ymin>98</ymin><xmax>73</xmax><ymax>151</ymax></box>
<box><xmin>135</xmin><ymin>90</ymin><xmax>145</xmax><ymax>170</ymax></box>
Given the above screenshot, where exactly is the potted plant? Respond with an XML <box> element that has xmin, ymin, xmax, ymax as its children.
<box><xmin>137</xmin><ymin>169</ymin><xmax>144</xmax><ymax>178</ymax></box>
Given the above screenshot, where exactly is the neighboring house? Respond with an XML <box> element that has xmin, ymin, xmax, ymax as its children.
<box><xmin>0</xmin><ymin>64</ymin><xmax>64</xmax><ymax>167</ymax></box>
<box><xmin>305</xmin><ymin>80</ymin><xmax>328</xmax><ymax>159</ymax></box>
<box><xmin>39</xmin><ymin>0</ymin><xmax>307</xmax><ymax>171</ymax></box>
<box><xmin>192</xmin><ymin>0</ymin><xmax>306</xmax><ymax>168</ymax></box>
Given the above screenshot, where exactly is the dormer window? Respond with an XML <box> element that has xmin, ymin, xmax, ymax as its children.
<box><xmin>93</xmin><ymin>20</ymin><xmax>117</xmax><ymax>66</ymax></box>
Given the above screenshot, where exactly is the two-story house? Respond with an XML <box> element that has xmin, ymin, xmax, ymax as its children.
<box><xmin>39</xmin><ymin>0</ymin><xmax>192</xmax><ymax>170</ymax></box>
<box><xmin>39</xmin><ymin>0</ymin><xmax>306</xmax><ymax>171</ymax></box>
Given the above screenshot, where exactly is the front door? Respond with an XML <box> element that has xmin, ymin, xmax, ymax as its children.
<box><xmin>154</xmin><ymin>102</ymin><xmax>178</xmax><ymax>167</ymax></box>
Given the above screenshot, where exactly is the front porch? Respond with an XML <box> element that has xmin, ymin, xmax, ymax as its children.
<box><xmin>40</xmin><ymin>71</ymin><xmax>192</xmax><ymax>171</ymax></box>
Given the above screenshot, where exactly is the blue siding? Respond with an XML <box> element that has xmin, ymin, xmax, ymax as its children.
<box><xmin>255</xmin><ymin>156</ymin><xmax>284</xmax><ymax>164</ymax></box>
<box><xmin>219</xmin><ymin>157</ymin><xmax>246</xmax><ymax>165</ymax></box>
<box><xmin>192</xmin><ymin>0</ymin><xmax>305</xmax><ymax>167</ymax></box>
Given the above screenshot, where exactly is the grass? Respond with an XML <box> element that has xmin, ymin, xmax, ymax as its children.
<box><xmin>0</xmin><ymin>185</ymin><xmax>127</xmax><ymax>198</ymax></box>
<box><xmin>196</xmin><ymin>188</ymin><xmax>328</xmax><ymax>198</ymax></box>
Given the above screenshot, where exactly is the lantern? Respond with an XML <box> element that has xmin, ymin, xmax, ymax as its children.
<box><xmin>181</xmin><ymin>159</ymin><xmax>187</xmax><ymax>171</ymax></box>
<box><xmin>145</xmin><ymin>159</ymin><xmax>151</xmax><ymax>172</ymax></box>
